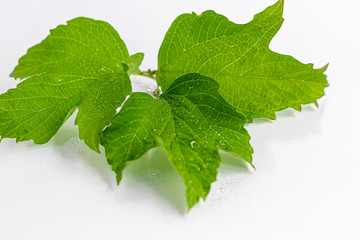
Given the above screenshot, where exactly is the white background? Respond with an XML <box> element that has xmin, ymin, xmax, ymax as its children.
<box><xmin>0</xmin><ymin>0</ymin><xmax>359</xmax><ymax>239</ymax></box>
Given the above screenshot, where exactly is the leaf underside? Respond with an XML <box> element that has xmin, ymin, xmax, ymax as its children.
<box><xmin>157</xmin><ymin>0</ymin><xmax>328</xmax><ymax>121</ymax></box>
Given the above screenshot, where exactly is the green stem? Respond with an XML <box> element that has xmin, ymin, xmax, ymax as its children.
<box><xmin>135</xmin><ymin>69</ymin><xmax>157</xmax><ymax>81</ymax></box>
<box><xmin>153</xmin><ymin>85</ymin><xmax>162</xmax><ymax>98</ymax></box>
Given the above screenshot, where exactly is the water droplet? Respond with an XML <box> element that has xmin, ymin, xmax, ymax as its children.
<box><xmin>141</xmin><ymin>168</ymin><xmax>162</xmax><ymax>186</ymax></box>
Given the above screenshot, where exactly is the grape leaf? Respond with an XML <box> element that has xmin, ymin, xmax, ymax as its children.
<box><xmin>101</xmin><ymin>73</ymin><xmax>253</xmax><ymax>209</ymax></box>
<box><xmin>0</xmin><ymin>17</ymin><xmax>143</xmax><ymax>151</ymax></box>
<box><xmin>0</xmin><ymin>2</ymin><xmax>329</xmax><ymax>211</ymax></box>
<box><xmin>157</xmin><ymin>0</ymin><xmax>328</xmax><ymax>121</ymax></box>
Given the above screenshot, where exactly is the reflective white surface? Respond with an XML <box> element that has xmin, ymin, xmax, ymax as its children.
<box><xmin>1</xmin><ymin>0</ymin><xmax>359</xmax><ymax>239</ymax></box>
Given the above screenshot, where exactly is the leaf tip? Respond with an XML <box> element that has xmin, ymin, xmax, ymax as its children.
<box><xmin>314</xmin><ymin>101</ymin><xmax>319</xmax><ymax>108</ymax></box>
<box><xmin>266</xmin><ymin>0</ymin><xmax>284</xmax><ymax>15</ymax></box>
<box><xmin>9</xmin><ymin>71</ymin><xmax>15</xmax><ymax>78</ymax></box>
<box><xmin>187</xmin><ymin>200</ymin><xmax>197</xmax><ymax>212</ymax></box>
<box><xmin>84</xmin><ymin>137</ymin><xmax>101</xmax><ymax>153</ymax></box>
<box><xmin>92</xmin><ymin>144</ymin><xmax>101</xmax><ymax>153</ymax></box>
<box><xmin>9</xmin><ymin>68</ymin><xmax>22</xmax><ymax>80</ymax></box>
<box><xmin>137</xmin><ymin>52</ymin><xmax>145</xmax><ymax>60</ymax></box>
<box><xmin>293</xmin><ymin>105</ymin><xmax>302</xmax><ymax>112</ymax></box>
<box><xmin>248</xmin><ymin>160</ymin><xmax>256</xmax><ymax>170</ymax></box>
<box><xmin>84</xmin><ymin>138</ymin><xmax>101</xmax><ymax>153</ymax></box>
<box><xmin>269</xmin><ymin>115</ymin><xmax>277</xmax><ymax>120</ymax></box>
<box><xmin>320</xmin><ymin>63</ymin><xmax>330</xmax><ymax>88</ymax></box>
<box><xmin>321</xmin><ymin>63</ymin><xmax>329</xmax><ymax>72</ymax></box>
<box><xmin>276</xmin><ymin>0</ymin><xmax>285</xmax><ymax>10</ymax></box>
<box><xmin>116</xmin><ymin>174</ymin><xmax>123</xmax><ymax>185</ymax></box>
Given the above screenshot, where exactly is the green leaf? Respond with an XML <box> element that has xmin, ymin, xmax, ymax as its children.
<box><xmin>157</xmin><ymin>0</ymin><xmax>328</xmax><ymax>121</ymax></box>
<box><xmin>124</xmin><ymin>52</ymin><xmax>145</xmax><ymax>75</ymax></box>
<box><xmin>0</xmin><ymin>17</ymin><xmax>144</xmax><ymax>151</ymax></box>
<box><xmin>0</xmin><ymin>3</ymin><xmax>329</xmax><ymax>211</ymax></box>
<box><xmin>101</xmin><ymin>73</ymin><xmax>253</xmax><ymax>209</ymax></box>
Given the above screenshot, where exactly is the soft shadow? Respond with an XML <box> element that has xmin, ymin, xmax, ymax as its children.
<box><xmin>248</xmin><ymin>103</ymin><xmax>326</xmax><ymax>142</ymax></box>
<box><xmin>51</xmin><ymin>124</ymin><xmax>188</xmax><ymax>213</ymax></box>
<box><xmin>121</xmin><ymin>148</ymin><xmax>252</xmax><ymax>214</ymax></box>
<box><xmin>245</xmin><ymin>103</ymin><xmax>326</xmax><ymax>172</ymax></box>
<box><xmin>220</xmin><ymin>150</ymin><xmax>252</xmax><ymax>171</ymax></box>
<box><xmin>51</xmin><ymin>125</ymin><xmax>114</xmax><ymax>186</ymax></box>
<box><xmin>50</xmin><ymin>124</ymin><xmax>253</xmax><ymax>213</ymax></box>
<box><xmin>46</xmin><ymin>103</ymin><xmax>325</xmax><ymax>213</ymax></box>
<box><xmin>122</xmin><ymin>147</ymin><xmax>187</xmax><ymax>214</ymax></box>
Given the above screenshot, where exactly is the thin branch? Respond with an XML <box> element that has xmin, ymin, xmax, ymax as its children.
<box><xmin>135</xmin><ymin>69</ymin><xmax>157</xmax><ymax>81</ymax></box>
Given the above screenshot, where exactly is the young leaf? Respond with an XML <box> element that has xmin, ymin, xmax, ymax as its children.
<box><xmin>157</xmin><ymin>0</ymin><xmax>328</xmax><ymax>121</ymax></box>
<box><xmin>1</xmin><ymin>17</ymin><xmax>144</xmax><ymax>151</ymax></box>
<box><xmin>101</xmin><ymin>73</ymin><xmax>253</xmax><ymax>209</ymax></box>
